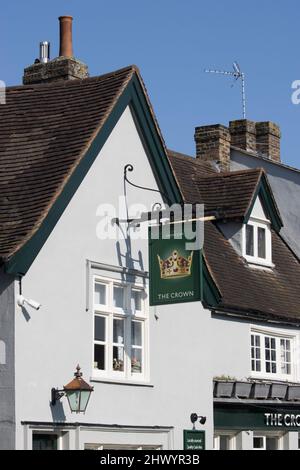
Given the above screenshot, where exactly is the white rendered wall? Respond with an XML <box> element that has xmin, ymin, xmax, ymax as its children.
<box><xmin>14</xmin><ymin>106</ymin><xmax>213</xmax><ymax>450</ymax></box>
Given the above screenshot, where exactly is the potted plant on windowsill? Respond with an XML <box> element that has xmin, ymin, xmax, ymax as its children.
<box><xmin>131</xmin><ymin>357</ymin><xmax>142</xmax><ymax>374</ymax></box>
<box><xmin>214</xmin><ymin>376</ymin><xmax>236</xmax><ymax>398</ymax></box>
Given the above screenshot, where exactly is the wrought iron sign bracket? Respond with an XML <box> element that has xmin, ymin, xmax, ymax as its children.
<box><xmin>124</xmin><ymin>164</ymin><xmax>171</xmax><ymax>206</ymax></box>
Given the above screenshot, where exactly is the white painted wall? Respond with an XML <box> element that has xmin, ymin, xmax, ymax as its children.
<box><xmin>14</xmin><ymin>106</ymin><xmax>214</xmax><ymax>450</ymax></box>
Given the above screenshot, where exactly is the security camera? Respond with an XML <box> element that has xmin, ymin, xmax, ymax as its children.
<box><xmin>17</xmin><ymin>295</ymin><xmax>41</xmax><ymax>311</ymax></box>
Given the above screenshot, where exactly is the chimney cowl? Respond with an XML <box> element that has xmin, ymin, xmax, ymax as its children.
<box><xmin>39</xmin><ymin>41</ymin><xmax>50</xmax><ymax>64</ymax></box>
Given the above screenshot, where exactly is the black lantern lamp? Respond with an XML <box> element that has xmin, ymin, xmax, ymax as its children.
<box><xmin>51</xmin><ymin>365</ymin><xmax>94</xmax><ymax>413</ymax></box>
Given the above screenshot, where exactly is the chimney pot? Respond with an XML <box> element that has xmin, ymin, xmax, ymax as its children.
<box><xmin>59</xmin><ymin>15</ymin><xmax>73</xmax><ymax>57</ymax></box>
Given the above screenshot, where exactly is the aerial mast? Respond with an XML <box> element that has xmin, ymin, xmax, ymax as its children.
<box><xmin>205</xmin><ymin>62</ymin><xmax>246</xmax><ymax>119</ymax></box>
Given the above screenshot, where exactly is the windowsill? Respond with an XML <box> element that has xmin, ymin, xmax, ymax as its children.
<box><xmin>245</xmin><ymin>258</ymin><xmax>275</xmax><ymax>270</ymax></box>
<box><xmin>90</xmin><ymin>377</ymin><xmax>154</xmax><ymax>387</ymax></box>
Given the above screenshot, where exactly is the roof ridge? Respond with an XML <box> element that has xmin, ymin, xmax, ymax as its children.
<box><xmin>197</xmin><ymin>167</ymin><xmax>263</xmax><ymax>180</ymax></box>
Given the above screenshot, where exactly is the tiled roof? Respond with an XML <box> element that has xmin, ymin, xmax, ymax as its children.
<box><xmin>0</xmin><ymin>66</ymin><xmax>137</xmax><ymax>261</ymax></box>
<box><xmin>169</xmin><ymin>152</ymin><xmax>300</xmax><ymax>323</ymax></box>
<box><xmin>205</xmin><ymin>222</ymin><xmax>300</xmax><ymax>323</ymax></box>
<box><xmin>168</xmin><ymin>151</ymin><xmax>264</xmax><ymax>219</ymax></box>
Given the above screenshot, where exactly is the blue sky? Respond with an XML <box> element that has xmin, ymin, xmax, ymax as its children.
<box><xmin>1</xmin><ymin>0</ymin><xmax>300</xmax><ymax>167</ymax></box>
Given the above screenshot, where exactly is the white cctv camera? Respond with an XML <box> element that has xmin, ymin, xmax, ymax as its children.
<box><xmin>17</xmin><ymin>295</ymin><xmax>41</xmax><ymax>311</ymax></box>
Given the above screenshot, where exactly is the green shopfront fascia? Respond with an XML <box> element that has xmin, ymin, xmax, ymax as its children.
<box><xmin>214</xmin><ymin>403</ymin><xmax>300</xmax><ymax>450</ymax></box>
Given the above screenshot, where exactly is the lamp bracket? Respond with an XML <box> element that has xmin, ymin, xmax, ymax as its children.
<box><xmin>51</xmin><ymin>388</ymin><xmax>65</xmax><ymax>406</ymax></box>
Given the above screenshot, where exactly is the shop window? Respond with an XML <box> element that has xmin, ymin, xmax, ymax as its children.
<box><xmin>253</xmin><ymin>435</ymin><xmax>279</xmax><ymax>451</ymax></box>
<box><xmin>85</xmin><ymin>444</ymin><xmax>162</xmax><ymax>450</ymax></box>
<box><xmin>250</xmin><ymin>330</ymin><xmax>294</xmax><ymax>380</ymax></box>
<box><xmin>214</xmin><ymin>434</ymin><xmax>235</xmax><ymax>450</ymax></box>
<box><xmin>93</xmin><ymin>278</ymin><xmax>147</xmax><ymax>382</ymax></box>
<box><xmin>32</xmin><ymin>433</ymin><xmax>58</xmax><ymax>450</ymax></box>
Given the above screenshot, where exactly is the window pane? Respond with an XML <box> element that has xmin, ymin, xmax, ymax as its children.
<box><xmin>113</xmin><ymin>346</ymin><xmax>124</xmax><ymax>372</ymax></box>
<box><xmin>131</xmin><ymin>348</ymin><xmax>142</xmax><ymax>373</ymax></box>
<box><xmin>94</xmin><ymin>316</ymin><xmax>106</xmax><ymax>342</ymax></box>
<box><xmin>266</xmin><ymin>437</ymin><xmax>278</xmax><ymax>450</ymax></box>
<box><xmin>113</xmin><ymin>286</ymin><xmax>124</xmax><ymax>309</ymax></box>
<box><xmin>280</xmin><ymin>338</ymin><xmax>292</xmax><ymax>375</ymax></box>
<box><xmin>219</xmin><ymin>436</ymin><xmax>230</xmax><ymax>451</ymax></box>
<box><xmin>132</xmin><ymin>321</ymin><xmax>142</xmax><ymax>346</ymax></box>
<box><xmin>131</xmin><ymin>290</ymin><xmax>142</xmax><ymax>313</ymax></box>
<box><xmin>265</xmin><ymin>336</ymin><xmax>276</xmax><ymax>374</ymax></box>
<box><xmin>258</xmin><ymin>227</ymin><xmax>266</xmax><ymax>259</ymax></box>
<box><xmin>251</xmin><ymin>335</ymin><xmax>261</xmax><ymax>372</ymax></box>
<box><xmin>94</xmin><ymin>283</ymin><xmax>106</xmax><ymax>305</ymax></box>
<box><xmin>32</xmin><ymin>434</ymin><xmax>58</xmax><ymax>451</ymax></box>
<box><xmin>113</xmin><ymin>319</ymin><xmax>124</xmax><ymax>344</ymax></box>
<box><xmin>253</xmin><ymin>437</ymin><xmax>264</xmax><ymax>449</ymax></box>
<box><xmin>246</xmin><ymin>225</ymin><xmax>254</xmax><ymax>256</ymax></box>
<box><xmin>94</xmin><ymin>344</ymin><xmax>105</xmax><ymax>370</ymax></box>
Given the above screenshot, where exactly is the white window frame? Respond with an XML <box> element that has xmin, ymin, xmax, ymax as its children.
<box><xmin>243</xmin><ymin>217</ymin><xmax>273</xmax><ymax>268</ymax></box>
<box><xmin>93</xmin><ymin>275</ymin><xmax>149</xmax><ymax>383</ymax></box>
<box><xmin>250</xmin><ymin>327</ymin><xmax>296</xmax><ymax>381</ymax></box>
<box><xmin>253</xmin><ymin>432</ymin><xmax>283</xmax><ymax>451</ymax></box>
<box><xmin>214</xmin><ymin>433</ymin><xmax>236</xmax><ymax>450</ymax></box>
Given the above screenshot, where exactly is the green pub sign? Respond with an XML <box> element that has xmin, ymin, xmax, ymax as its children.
<box><xmin>183</xmin><ymin>430</ymin><xmax>206</xmax><ymax>451</ymax></box>
<box><xmin>149</xmin><ymin>225</ymin><xmax>203</xmax><ymax>306</ymax></box>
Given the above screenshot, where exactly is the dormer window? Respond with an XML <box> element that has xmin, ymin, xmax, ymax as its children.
<box><xmin>243</xmin><ymin>197</ymin><xmax>273</xmax><ymax>267</ymax></box>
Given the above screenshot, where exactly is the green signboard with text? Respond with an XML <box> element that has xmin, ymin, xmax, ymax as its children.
<box><xmin>149</xmin><ymin>225</ymin><xmax>202</xmax><ymax>306</ymax></box>
<box><xmin>183</xmin><ymin>430</ymin><xmax>206</xmax><ymax>451</ymax></box>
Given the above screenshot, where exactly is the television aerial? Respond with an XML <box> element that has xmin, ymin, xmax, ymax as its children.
<box><xmin>205</xmin><ymin>62</ymin><xmax>246</xmax><ymax>119</ymax></box>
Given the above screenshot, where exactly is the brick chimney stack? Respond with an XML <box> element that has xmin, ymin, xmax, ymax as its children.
<box><xmin>194</xmin><ymin>125</ymin><xmax>231</xmax><ymax>171</ymax></box>
<box><xmin>23</xmin><ymin>16</ymin><xmax>89</xmax><ymax>85</ymax></box>
<box><xmin>195</xmin><ymin>119</ymin><xmax>281</xmax><ymax>169</ymax></box>
<box><xmin>256</xmin><ymin>122</ymin><xmax>281</xmax><ymax>162</ymax></box>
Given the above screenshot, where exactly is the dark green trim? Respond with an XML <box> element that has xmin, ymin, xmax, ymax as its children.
<box><xmin>5</xmin><ymin>74</ymin><xmax>182</xmax><ymax>275</ymax></box>
<box><xmin>215</xmin><ymin>403</ymin><xmax>300</xmax><ymax>431</ymax></box>
<box><xmin>202</xmin><ymin>257</ymin><xmax>221</xmax><ymax>307</ymax></box>
<box><xmin>244</xmin><ymin>174</ymin><xmax>283</xmax><ymax>232</ymax></box>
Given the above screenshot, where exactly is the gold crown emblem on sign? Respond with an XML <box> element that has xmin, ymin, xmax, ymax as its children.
<box><xmin>158</xmin><ymin>250</ymin><xmax>193</xmax><ymax>279</ymax></box>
